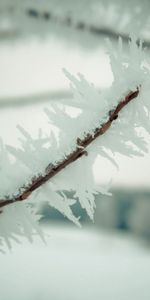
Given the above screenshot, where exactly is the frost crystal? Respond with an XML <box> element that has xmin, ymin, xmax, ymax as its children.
<box><xmin>0</xmin><ymin>37</ymin><xmax>150</xmax><ymax>251</ymax></box>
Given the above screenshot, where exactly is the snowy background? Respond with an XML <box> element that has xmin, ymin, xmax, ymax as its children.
<box><xmin>0</xmin><ymin>1</ymin><xmax>150</xmax><ymax>300</ymax></box>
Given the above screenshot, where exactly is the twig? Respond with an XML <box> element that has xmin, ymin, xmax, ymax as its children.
<box><xmin>1</xmin><ymin>10</ymin><xmax>148</xmax><ymax>47</ymax></box>
<box><xmin>0</xmin><ymin>88</ymin><xmax>139</xmax><ymax>210</ymax></box>
<box><xmin>1</xmin><ymin>7</ymin><xmax>150</xmax><ymax>49</ymax></box>
<box><xmin>26</xmin><ymin>8</ymin><xmax>150</xmax><ymax>48</ymax></box>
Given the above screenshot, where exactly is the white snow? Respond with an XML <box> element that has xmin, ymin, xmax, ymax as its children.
<box><xmin>0</xmin><ymin>225</ymin><xmax>150</xmax><ymax>300</ymax></box>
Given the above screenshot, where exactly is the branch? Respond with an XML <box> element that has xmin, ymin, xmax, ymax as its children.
<box><xmin>0</xmin><ymin>88</ymin><xmax>139</xmax><ymax>210</ymax></box>
<box><xmin>26</xmin><ymin>8</ymin><xmax>150</xmax><ymax>48</ymax></box>
<box><xmin>1</xmin><ymin>7</ymin><xmax>150</xmax><ymax>49</ymax></box>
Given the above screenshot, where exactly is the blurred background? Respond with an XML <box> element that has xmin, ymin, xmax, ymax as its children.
<box><xmin>0</xmin><ymin>1</ymin><xmax>150</xmax><ymax>300</ymax></box>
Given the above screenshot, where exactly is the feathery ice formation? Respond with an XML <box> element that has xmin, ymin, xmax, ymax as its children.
<box><xmin>0</xmin><ymin>38</ymin><xmax>150</xmax><ymax>251</ymax></box>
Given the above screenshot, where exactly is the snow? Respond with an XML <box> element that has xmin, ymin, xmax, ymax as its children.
<box><xmin>0</xmin><ymin>225</ymin><xmax>150</xmax><ymax>300</ymax></box>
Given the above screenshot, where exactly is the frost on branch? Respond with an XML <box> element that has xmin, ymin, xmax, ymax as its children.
<box><xmin>1</xmin><ymin>0</ymin><xmax>150</xmax><ymax>45</ymax></box>
<box><xmin>0</xmin><ymin>37</ymin><xmax>150</xmax><ymax>251</ymax></box>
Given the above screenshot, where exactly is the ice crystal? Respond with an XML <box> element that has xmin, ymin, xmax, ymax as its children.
<box><xmin>0</xmin><ymin>37</ymin><xmax>150</xmax><ymax>251</ymax></box>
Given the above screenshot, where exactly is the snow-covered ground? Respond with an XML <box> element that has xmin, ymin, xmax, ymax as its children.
<box><xmin>0</xmin><ymin>225</ymin><xmax>150</xmax><ymax>300</ymax></box>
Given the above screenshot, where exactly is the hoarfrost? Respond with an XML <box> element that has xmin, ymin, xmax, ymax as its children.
<box><xmin>0</xmin><ymin>37</ymin><xmax>150</xmax><ymax>250</ymax></box>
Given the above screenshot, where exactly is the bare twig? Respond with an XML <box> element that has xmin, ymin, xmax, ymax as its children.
<box><xmin>0</xmin><ymin>88</ymin><xmax>139</xmax><ymax>210</ymax></box>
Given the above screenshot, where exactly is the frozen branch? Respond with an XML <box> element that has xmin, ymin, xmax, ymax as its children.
<box><xmin>1</xmin><ymin>7</ymin><xmax>150</xmax><ymax>49</ymax></box>
<box><xmin>25</xmin><ymin>8</ymin><xmax>150</xmax><ymax>48</ymax></box>
<box><xmin>0</xmin><ymin>35</ymin><xmax>149</xmax><ymax>250</ymax></box>
<box><xmin>1</xmin><ymin>1</ymin><xmax>150</xmax><ymax>49</ymax></box>
<box><xmin>0</xmin><ymin>88</ymin><xmax>139</xmax><ymax>210</ymax></box>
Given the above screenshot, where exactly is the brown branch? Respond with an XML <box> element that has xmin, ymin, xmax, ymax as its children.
<box><xmin>0</xmin><ymin>88</ymin><xmax>139</xmax><ymax>210</ymax></box>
